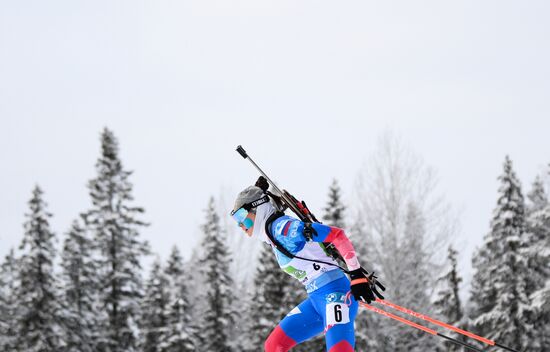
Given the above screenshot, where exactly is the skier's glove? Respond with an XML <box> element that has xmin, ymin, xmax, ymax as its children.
<box><xmin>349</xmin><ymin>268</ymin><xmax>386</xmax><ymax>304</ymax></box>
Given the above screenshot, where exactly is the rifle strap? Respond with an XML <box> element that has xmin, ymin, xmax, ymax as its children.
<box><xmin>264</xmin><ymin>212</ymin><xmax>349</xmax><ymax>273</ymax></box>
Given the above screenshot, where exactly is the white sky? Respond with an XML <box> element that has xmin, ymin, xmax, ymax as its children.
<box><xmin>1</xmin><ymin>0</ymin><xmax>549</xmax><ymax>286</ymax></box>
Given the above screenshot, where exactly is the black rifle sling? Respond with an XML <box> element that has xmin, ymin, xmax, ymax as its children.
<box><xmin>264</xmin><ymin>212</ymin><xmax>349</xmax><ymax>273</ymax></box>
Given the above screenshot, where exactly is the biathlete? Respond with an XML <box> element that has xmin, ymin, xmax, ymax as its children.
<box><xmin>231</xmin><ymin>178</ymin><xmax>381</xmax><ymax>352</ymax></box>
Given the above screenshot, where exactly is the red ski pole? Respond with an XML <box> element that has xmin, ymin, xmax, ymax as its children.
<box><xmin>374</xmin><ymin>299</ymin><xmax>521</xmax><ymax>352</ymax></box>
<box><xmin>360</xmin><ymin>302</ymin><xmax>484</xmax><ymax>352</ymax></box>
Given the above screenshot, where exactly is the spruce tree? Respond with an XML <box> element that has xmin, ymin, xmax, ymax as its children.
<box><xmin>470</xmin><ymin>156</ymin><xmax>534</xmax><ymax>350</ymax></box>
<box><xmin>323</xmin><ymin>178</ymin><xmax>346</xmax><ymax>228</ymax></box>
<box><xmin>60</xmin><ymin>219</ymin><xmax>100</xmax><ymax>352</ymax></box>
<box><xmin>433</xmin><ymin>246</ymin><xmax>464</xmax><ymax>351</ymax></box>
<box><xmin>183</xmin><ymin>248</ymin><xmax>205</xmax><ymax>329</ymax></box>
<box><xmin>160</xmin><ymin>296</ymin><xmax>197</xmax><ymax>352</ymax></box>
<box><xmin>140</xmin><ymin>259</ymin><xmax>170</xmax><ymax>352</ymax></box>
<box><xmin>525</xmin><ymin>176</ymin><xmax>549</xmax><ymax>294</ymax></box>
<box><xmin>527</xmin><ymin>176</ymin><xmax>548</xmax><ymax>214</ymax></box>
<box><xmin>159</xmin><ymin>246</ymin><xmax>196</xmax><ymax>352</ymax></box>
<box><xmin>0</xmin><ymin>249</ymin><xmax>18</xmax><ymax>351</ymax></box>
<box><xmin>84</xmin><ymin>128</ymin><xmax>150</xmax><ymax>352</ymax></box>
<box><xmin>198</xmin><ymin>197</ymin><xmax>235</xmax><ymax>352</ymax></box>
<box><xmin>526</xmin><ymin>174</ymin><xmax>550</xmax><ymax>350</ymax></box>
<box><xmin>164</xmin><ymin>246</ymin><xmax>187</xmax><ymax>298</ymax></box>
<box><xmin>531</xmin><ymin>280</ymin><xmax>550</xmax><ymax>351</ymax></box>
<box><xmin>15</xmin><ymin>186</ymin><xmax>63</xmax><ymax>351</ymax></box>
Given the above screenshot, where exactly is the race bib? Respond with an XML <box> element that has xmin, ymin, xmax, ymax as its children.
<box><xmin>326</xmin><ymin>302</ymin><xmax>350</xmax><ymax>325</ymax></box>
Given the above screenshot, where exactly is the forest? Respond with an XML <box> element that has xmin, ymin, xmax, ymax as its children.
<box><xmin>0</xmin><ymin>128</ymin><xmax>548</xmax><ymax>352</ymax></box>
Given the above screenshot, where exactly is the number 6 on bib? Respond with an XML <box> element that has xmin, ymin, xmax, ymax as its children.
<box><xmin>326</xmin><ymin>303</ymin><xmax>350</xmax><ymax>325</ymax></box>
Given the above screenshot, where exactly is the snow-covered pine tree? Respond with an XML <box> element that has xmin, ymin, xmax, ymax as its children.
<box><xmin>159</xmin><ymin>246</ymin><xmax>196</xmax><ymax>352</ymax></box>
<box><xmin>84</xmin><ymin>128</ymin><xmax>150</xmax><ymax>352</ymax></box>
<box><xmin>470</xmin><ymin>156</ymin><xmax>534</xmax><ymax>351</ymax></box>
<box><xmin>182</xmin><ymin>248</ymin><xmax>205</xmax><ymax>331</ymax></box>
<box><xmin>15</xmin><ymin>186</ymin><xmax>63</xmax><ymax>351</ymax></box>
<box><xmin>323</xmin><ymin>178</ymin><xmax>346</xmax><ymax>228</ymax></box>
<box><xmin>0</xmin><ymin>248</ymin><xmax>18</xmax><ymax>351</ymax></box>
<box><xmin>527</xmin><ymin>176</ymin><xmax>548</xmax><ymax>214</ymax></box>
<box><xmin>245</xmin><ymin>244</ymin><xmax>291</xmax><ymax>351</ymax></box>
<box><xmin>525</xmin><ymin>174</ymin><xmax>550</xmax><ymax>350</ymax></box>
<box><xmin>531</xmin><ymin>281</ymin><xmax>550</xmax><ymax>351</ymax></box>
<box><xmin>140</xmin><ymin>259</ymin><xmax>170</xmax><ymax>352</ymax></box>
<box><xmin>525</xmin><ymin>175</ymin><xmax>549</xmax><ymax>294</ymax></box>
<box><xmin>160</xmin><ymin>296</ymin><xmax>197</xmax><ymax>352</ymax></box>
<box><xmin>164</xmin><ymin>246</ymin><xmax>186</xmax><ymax>296</ymax></box>
<box><xmin>433</xmin><ymin>245</ymin><xmax>464</xmax><ymax>352</ymax></box>
<box><xmin>197</xmin><ymin>197</ymin><xmax>235</xmax><ymax>352</ymax></box>
<box><xmin>60</xmin><ymin>219</ymin><xmax>100</xmax><ymax>352</ymax></box>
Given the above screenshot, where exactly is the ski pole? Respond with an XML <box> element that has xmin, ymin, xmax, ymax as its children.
<box><xmin>375</xmin><ymin>299</ymin><xmax>521</xmax><ymax>352</ymax></box>
<box><xmin>359</xmin><ymin>302</ymin><xmax>484</xmax><ymax>352</ymax></box>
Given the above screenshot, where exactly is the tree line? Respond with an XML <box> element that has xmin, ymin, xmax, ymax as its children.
<box><xmin>0</xmin><ymin>129</ymin><xmax>548</xmax><ymax>351</ymax></box>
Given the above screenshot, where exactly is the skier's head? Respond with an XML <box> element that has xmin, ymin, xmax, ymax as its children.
<box><xmin>231</xmin><ymin>177</ymin><xmax>275</xmax><ymax>239</ymax></box>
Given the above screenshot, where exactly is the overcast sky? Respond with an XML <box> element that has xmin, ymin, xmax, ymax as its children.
<box><xmin>1</xmin><ymin>1</ymin><xmax>549</xmax><ymax>286</ymax></box>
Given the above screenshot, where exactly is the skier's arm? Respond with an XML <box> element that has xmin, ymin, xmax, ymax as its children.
<box><xmin>308</xmin><ymin>223</ymin><xmax>361</xmax><ymax>271</ymax></box>
<box><xmin>308</xmin><ymin>222</ymin><xmax>381</xmax><ymax>303</ymax></box>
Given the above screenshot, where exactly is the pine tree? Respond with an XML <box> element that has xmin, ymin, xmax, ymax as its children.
<box><xmin>470</xmin><ymin>156</ymin><xmax>534</xmax><ymax>350</ymax></box>
<box><xmin>433</xmin><ymin>246</ymin><xmax>464</xmax><ymax>351</ymax></box>
<box><xmin>525</xmin><ymin>176</ymin><xmax>549</xmax><ymax>294</ymax></box>
<box><xmin>323</xmin><ymin>179</ymin><xmax>346</xmax><ymax>228</ymax></box>
<box><xmin>198</xmin><ymin>197</ymin><xmax>235</xmax><ymax>352</ymax></box>
<box><xmin>531</xmin><ymin>280</ymin><xmax>550</xmax><ymax>351</ymax></box>
<box><xmin>525</xmin><ymin>174</ymin><xmax>550</xmax><ymax>350</ymax></box>
<box><xmin>0</xmin><ymin>249</ymin><xmax>18</xmax><ymax>351</ymax></box>
<box><xmin>15</xmin><ymin>186</ymin><xmax>63</xmax><ymax>351</ymax></box>
<box><xmin>140</xmin><ymin>259</ymin><xmax>170</xmax><ymax>352</ymax></box>
<box><xmin>60</xmin><ymin>219</ymin><xmax>100</xmax><ymax>352</ymax></box>
<box><xmin>159</xmin><ymin>246</ymin><xmax>196</xmax><ymax>352</ymax></box>
<box><xmin>183</xmin><ymin>248</ymin><xmax>205</xmax><ymax>330</ymax></box>
<box><xmin>527</xmin><ymin>176</ymin><xmax>548</xmax><ymax>214</ymax></box>
<box><xmin>160</xmin><ymin>296</ymin><xmax>197</xmax><ymax>352</ymax></box>
<box><xmin>84</xmin><ymin>128</ymin><xmax>150</xmax><ymax>352</ymax></box>
<box><xmin>164</xmin><ymin>246</ymin><xmax>187</xmax><ymax>298</ymax></box>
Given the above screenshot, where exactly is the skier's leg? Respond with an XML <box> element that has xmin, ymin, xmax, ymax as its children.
<box><xmin>264</xmin><ymin>297</ymin><xmax>324</xmax><ymax>352</ymax></box>
<box><xmin>324</xmin><ymin>316</ymin><xmax>358</xmax><ymax>352</ymax></box>
<box><xmin>309</xmin><ymin>278</ymin><xmax>359</xmax><ymax>352</ymax></box>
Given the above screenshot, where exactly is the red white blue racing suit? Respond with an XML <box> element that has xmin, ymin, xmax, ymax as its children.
<box><xmin>264</xmin><ymin>215</ymin><xmax>361</xmax><ymax>352</ymax></box>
